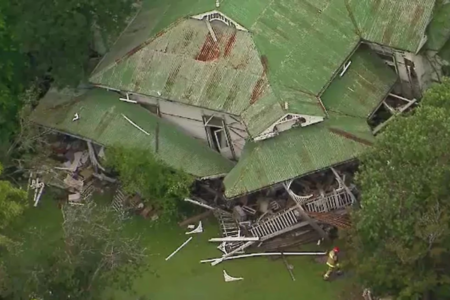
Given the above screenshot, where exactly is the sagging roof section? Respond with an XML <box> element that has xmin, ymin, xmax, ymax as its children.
<box><xmin>347</xmin><ymin>0</ymin><xmax>435</xmax><ymax>52</ymax></box>
<box><xmin>223</xmin><ymin>46</ymin><xmax>399</xmax><ymax>198</ymax></box>
<box><xmin>321</xmin><ymin>46</ymin><xmax>398</xmax><ymax>118</ymax></box>
<box><xmin>223</xmin><ymin>118</ymin><xmax>372</xmax><ymax>199</ymax></box>
<box><xmin>30</xmin><ymin>88</ymin><xmax>234</xmax><ymax>178</ymax></box>
<box><xmin>425</xmin><ymin>1</ymin><xmax>450</xmax><ymax>51</ymax></box>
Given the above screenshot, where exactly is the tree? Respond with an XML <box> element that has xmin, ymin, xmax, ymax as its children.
<box><xmin>8</xmin><ymin>0</ymin><xmax>134</xmax><ymax>87</ymax></box>
<box><xmin>347</xmin><ymin>79</ymin><xmax>450</xmax><ymax>300</ymax></box>
<box><xmin>106</xmin><ymin>146</ymin><xmax>194</xmax><ymax>220</ymax></box>
<box><xmin>0</xmin><ymin>2</ymin><xmax>28</xmax><ymax>144</ymax></box>
<box><xmin>0</xmin><ymin>162</ymin><xmax>28</xmax><ymax>249</ymax></box>
<box><xmin>0</xmin><ymin>202</ymin><xmax>148</xmax><ymax>300</ymax></box>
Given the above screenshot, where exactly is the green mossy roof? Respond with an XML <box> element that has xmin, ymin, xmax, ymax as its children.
<box><xmin>30</xmin><ymin>88</ymin><xmax>234</xmax><ymax>178</ymax></box>
<box><xmin>348</xmin><ymin>0</ymin><xmax>435</xmax><ymax>52</ymax></box>
<box><xmin>425</xmin><ymin>2</ymin><xmax>450</xmax><ymax>51</ymax></box>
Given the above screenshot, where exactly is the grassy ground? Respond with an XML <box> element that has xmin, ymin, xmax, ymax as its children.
<box><xmin>7</xmin><ymin>194</ymin><xmax>348</xmax><ymax>300</ymax></box>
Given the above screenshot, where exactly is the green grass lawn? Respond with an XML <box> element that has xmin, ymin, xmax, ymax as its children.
<box><xmin>7</xmin><ymin>194</ymin><xmax>348</xmax><ymax>300</ymax></box>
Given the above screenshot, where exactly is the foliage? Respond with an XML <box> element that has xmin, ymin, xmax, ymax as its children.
<box><xmin>0</xmin><ymin>162</ymin><xmax>28</xmax><ymax>248</ymax></box>
<box><xmin>106</xmin><ymin>146</ymin><xmax>194</xmax><ymax>220</ymax></box>
<box><xmin>0</xmin><ymin>203</ymin><xmax>147</xmax><ymax>300</ymax></box>
<box><xmin>8</xmin><ymin>0</ymin><xmax>135</xmax><ymax>87</ymax></box>
<box><xmin>347</xmin><ymin>79</ymin><xmax>450</xmax><ymax>299</ymax></box>
<box><xmin>0</xmin><ymin>2</ymin><xmax>28</xmax><ymax>145</ymax></box>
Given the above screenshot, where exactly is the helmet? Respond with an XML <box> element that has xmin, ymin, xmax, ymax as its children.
<box><xmin>333</xmin><ymin>247</ymin><xmax>340</xmax><ymax>253</ymax></box>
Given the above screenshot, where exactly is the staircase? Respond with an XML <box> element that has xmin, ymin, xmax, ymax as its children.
<box><xmin>302</xmin><ymin>189</ymin><xmax>352</xmax><ymax>213</ymax></box>
<box><xmin>249</xmin><ymin>206</ymin><xmax>309</xmax><ymax>241</ymax></box>
<box><xmin>111</xmin><ymin>187</ymin><xmax>128</xmax><ymax>219</ymax></box>
<box><xmin>214</xmin><ymin>209</ymin><xmax>245</xmax><ymax>253</ymax></box>
<box><xmin>80</xmin><ymin>181</ymin><xmax>95</xmax><ymax>202</ymax></box>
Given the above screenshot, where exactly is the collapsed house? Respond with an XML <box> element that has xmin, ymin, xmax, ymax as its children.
<box><xmin>30</xmin><ymin>0</ymin><xmax>450</xmax><ymax>248</ymax></box>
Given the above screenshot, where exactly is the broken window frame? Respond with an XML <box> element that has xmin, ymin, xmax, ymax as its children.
<box><xmin>203</xmin><ymin>115</ymin><xmax>235</xmax><ymax>159</ymax></box>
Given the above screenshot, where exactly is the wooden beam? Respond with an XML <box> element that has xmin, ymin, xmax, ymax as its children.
<box><xmin>331</xmin><ymin>167</ymin><xmax>358</xmax><ymax>205</ymax></box>
<box><xmin>294</xmin><ymin>204</ymin><xmax>329</xmax><ymax>241</ymax></box>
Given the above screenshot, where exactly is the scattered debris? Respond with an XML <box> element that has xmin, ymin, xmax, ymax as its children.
<box><xmin>187</xmin><ymin>224</ymin><xmax>195</xmax><ymax>229</ymax></box>
<box><xmin>122</xmin><ymin>114</ymin><xmax>150</xmax><ymax>136</ymax></box>
<box><xmin>208</xmin><ymin>237</ymin><xmax>259</xmax><ymax>243</ymax></box>
<box><xmin>30</xmin><ymin>177</ymin><xmax>45</xmax><ymax>207</ymax></box>
<box><xmin>201</xmin><ymin>251</ymin><xmax>327</xmax><ymax>264</ymax></box>
<box><xmin>186</xmin><ymin>221</ymin><xmax>203</xmax><ymax>235</ymax></box>
<box><xmin>165</xmin><ymin>237</ymin><xmax>193</xmax><ymax>261</ymax></box>
<box><xmin>184</xmin><ymin>197</ymin><xmax>215</xmax><ymax>210</ymax></box>
<box><xmin>282</xmin><ymin>254</ymin><xmax>296</xmax><ymax>281</ymax></box>
<box><xmin>223</xmin><ymin>270</ymin><xmax>243</xmax><ymax>282</ymax></box>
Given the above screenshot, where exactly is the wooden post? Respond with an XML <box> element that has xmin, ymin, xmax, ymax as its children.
<box><xmin>294</xmin><ymin>203</ymin><xmax>329</xmax><ymax>241</ymax></box>
<box><xmin>284</xmin><ymin>184</ymin><xmax>329</xmax><ymax>240</ymax></box>
<box><xmin>331</xmin><ymin>167</ymin><xmax>358</xmax><ymax>205</ymax></box>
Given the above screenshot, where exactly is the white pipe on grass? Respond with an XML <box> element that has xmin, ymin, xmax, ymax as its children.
<box><xmin>209</xmin><ymin>237</ymin><xmax>260</xmax><ymax>242</ymax></box>
<box><xmin>201</xmin><ymin>251</ymin><xmax>326</xmax><ymax>264</ymax></box>
<box><xmin>165</xmin><ymin>237</ymin><xmax>193</xmax><ymax>261</ymax></box>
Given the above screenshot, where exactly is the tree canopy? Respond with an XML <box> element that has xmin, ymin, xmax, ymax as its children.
<box><xmin>347</xmin><ymin>78</ymin><xmax>450</xmax><ymax>300</ymax></box>
<box><xmin>0</xmin><ymin>0</ymin><xmax>135</xmax><ymax>149</ymax></box>
<box><xmin>9</xmin><ymin>0</ymin><xmax>134</xmax><ymax>87</ymax></box>
<box><xmin>0</xmin><ymin>162</ymin><xmax>28</xmax><ymax>248</ymax></box>
<box><xmin>0</xmin><ymin>203</ymin><xmax>148</xmax><ymax>300</ymax></box>
<box><xmin>106</xmin><ymin>146</ymin><xmax>195</xmax><ymax>220</ymax></box>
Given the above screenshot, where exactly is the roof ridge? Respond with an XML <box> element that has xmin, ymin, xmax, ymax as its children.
<box><xmin>91</xmin><ymin>17</ymin><xmax>185</xmax><ymax>79</ymax></box>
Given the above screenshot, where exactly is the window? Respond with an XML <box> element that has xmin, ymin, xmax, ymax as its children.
<box><xmin>203</xmin><ymin>115</ymin><xmax>234</xmax><ymax>159</ymax></box>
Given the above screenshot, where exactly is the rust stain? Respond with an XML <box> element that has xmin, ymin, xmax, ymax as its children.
<box><xmin>164</xmin><ymin>64</ymin><xmax>182</xmax><ymax>94</ymax></box>
<box><xmin>250</xmin><ymin>78</ymin><xmax>267</xmax><ymax>104</ymax></box>
<box><xmin>382</xmin><ymin>26</ymin><xmax>393</xmax><ymax>45</ymax></box>
<box><xmin>249</xmin><ymin>55</ymin><xmax>270</xmax><ymax>104</ymax></box>
<box><xmin>224</xmin><ymin>32</ymin><xmax>236</xmax><ymax>57</ymax></box>
<box><xmin>328</xmin><ymin>128</ymin><xmax>373</xmax><ymax>146</ymax></box>
<box><xmin>195</xmin><ymin>33</ymin><xmax>221</xmax><ymax>62</ymax></box>
<box><xmin>411</xmin><ymin>6</ymin><xmax>424</xmax><ymax>27</ymax></box>
<box><xmin>260</xmin><ymin>55</ymin><xmax>269</xmax><ymax>73</ymax></box>
<box><xmin>156</xmin><ymin>29</ymin><xmax>166</xmax><ymax>38</ymax></box>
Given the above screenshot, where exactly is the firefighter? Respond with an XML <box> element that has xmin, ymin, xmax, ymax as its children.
<box><xmin>323</xmin><ymin>246</ymin><xmax>341</xmax><ymax>281</ymax></box>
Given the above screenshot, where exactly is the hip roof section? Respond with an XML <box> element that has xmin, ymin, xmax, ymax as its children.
<box><xmin>223</xmin><ymin>115</ymin><xmax>373</xmax><ymax>198</ymax></box>
<box><xmin>347</xmin><ymin>0</ymin><xmax>435</xmax><ymax>52</ymax></box>
<box><xmin>425</xmin><ymin>2</ymin><xmax>450</xmax><ymax>51</ymax></box>
<box><xmin>321</xmin><ymin>46</ymin><xmax>397</xmax><ymax>118</ymax></box>
<box><xmin>30</xmin><ymin>88</ymin><xmax>234</xmax><ymax>178</ymax></box>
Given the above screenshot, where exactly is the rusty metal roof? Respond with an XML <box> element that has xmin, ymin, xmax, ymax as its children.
<box><xmin>347</xmin><ymin>0</ymin><xmax>435</xmax><ymax>52</ymax></box>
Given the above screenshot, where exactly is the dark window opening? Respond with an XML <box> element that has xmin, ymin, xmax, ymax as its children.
<box><xmin>140</xmin><ymin>103</ymin><xmax>159</xmax><ymax>115</ymax></box>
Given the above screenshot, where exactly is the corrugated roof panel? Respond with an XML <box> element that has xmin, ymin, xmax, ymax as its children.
<box><xmin>92</xmin><ymin>20</ymin><xmax>265</xmax><ymax>115</ymax></box>
<box><xmin>321</xmin><ymin>46</ymin><xmax>397</xmax><ymax>118</ymax></box>
<box><xmin>243</xmin><ymin>0</ymin><xmax>359</xmax><ymax>95</ymax></box>
<box><xmin>30</xmin><ymin>88</ymin><xmax>234</xmax><ymax>178</ymax></box>
<box><xmin>425</xmin><ymin>2</ymin><xmax>450</xmax><ymax>51</ymax></box>
<box><xmin>223</xmin><ymin>118</ymin><xmax>372</xmax><ymax>198</ymax></box>
<box><xmin>348</xmin><ymin>0</ymin><xmax>435</xmax><ymax>52</ymax></box>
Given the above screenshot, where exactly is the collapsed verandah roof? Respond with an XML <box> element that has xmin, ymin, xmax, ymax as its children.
<box><xmin>29</xmin><ymin>88</ymin><xmax>234</xmax><ymax>178</ymax></box>
<box><xmin>347</xmin><ymin>0</ymin><xmax>435</xmax><ymax>52</ymax></box>
<box><xmin>425</xmin><ymin>1</ymin><xmax>450</xmax><ymax>51</ymax></box>
<box><xmin>223</xmin><ymin>46</ymin><xmax>397</xmax><ymax>198</ymax></box>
